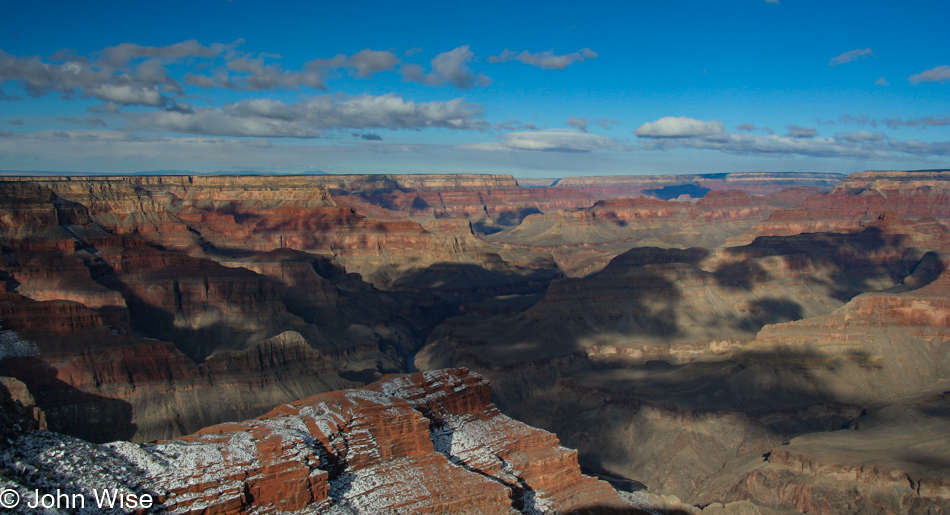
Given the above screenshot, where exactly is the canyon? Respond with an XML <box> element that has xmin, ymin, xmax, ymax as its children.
<box><xmin>0</xmin><ymin>169</ymin><xmax>947</xmax><ymax>513</ymax></box>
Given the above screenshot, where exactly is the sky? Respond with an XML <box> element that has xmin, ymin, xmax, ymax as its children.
<box><xmin>0</xmin><ymin>0</ymin><xmax>948</xmax><ymax>177</ymax></box>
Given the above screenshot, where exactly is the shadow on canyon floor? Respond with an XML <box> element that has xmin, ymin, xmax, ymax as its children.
<box><xmin>0</xmin><ymin>357</ymin><xmax>137</xmax><ymax>443</ymax></box>
<box><xmin>732</xmin><ymin>226</ymin><xmax>942</xmax><ymax>301</ymax></box>
<box><xmin>392</xmin><ymin>261</ymin><xmax>558</xmax><ymax>299</ymax></box>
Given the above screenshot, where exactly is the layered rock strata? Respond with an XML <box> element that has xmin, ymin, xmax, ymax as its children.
<box><xmin>732</xmin><ymin>170</ymin><xmax>950</xmax><ymax>244</ymax></box>
<box><xmin>0</xmin><ymin>369</ymin><xmax>637</xmax><ymax>515</ymax></box>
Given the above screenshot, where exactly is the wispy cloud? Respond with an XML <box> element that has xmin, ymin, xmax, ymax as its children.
<box><xmin>875</xmin><ymin>77</ymin><xmax>889</xmax><ymax>86</ymax></box>
<box><xmin>487</xmin><ymin>48</ymin><xmax>598</xmax><ymax>70</ymax></box>
<box><xmin>462</xmin><ymin>129</ymin><xmax>629</xmax><ymax>153</ymax></box>
<box><xmin>834</xmin><ymin>130</ymin><xmax>887</xmax><ymax>143</ymax></box>
<box><xmin>634</xmin><ymin>115</ymin><xmax>950</xmax><ymax>159</ymax></box>
<box><xmin>566</xmin><ymin>116</ymin><xmax>617</xmax><ymax>132</ymax></box>
<box><xmin>0</xmin><ymin>41</ymin><xmax>416</xmax><ymax>109</ymax></box>
<box><xmin>882</xmin><ymin>115</ymin><xmax>950</xmax><ymax>129</ymax></box>
<box><xmin>57</xmin><ymin>116</ymin><xmax>108</xmax><ymax>128</ymax></box>
<box><xmin>634</xmin><ymin>116</ymin><xmax>724</xmax><ymax>138</ymax></box>
<box><xmin>828</xmin><ymin>48</ymin><xmax>874</xmax><ymax>66</ymax></box>
<box><xmin>837</xmin><ymin>114</ymin><xmax>877</xmax><ymax>127</ymax></box>
<box><xmin>494</xmin><ymin>119</ymin><xmax>541</xmax><ymax>131</ymax></box>
<box><xmin>785</xmin><ymin>125</ymin><xmax>818</xmax><ymax>138</ymax></box>
<box><xmin>134</xmin><ymin>94</ymin><xmax>488</xmax><ymax>137</ymax></box>
<box><xmin>0</xmin><ymin>41</ymin><xmax>227</xmax><ymax>106</ymax></box>
<box><xmin>908</xmin><ymin>65</ymin><xmax>950</xmax><ymax>84</ymax></box>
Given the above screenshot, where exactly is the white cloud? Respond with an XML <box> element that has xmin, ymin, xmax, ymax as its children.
<box><xmin>0</xmin><ymin>41</ymin><xmax>226</xmax><ymax>107</ymax></box>
<box><xmin>829</xmin><ymin>48</ymin><xmax>874</xmax><ymax>66</ymax></box>
<box><xmin>88</xmin><ymin>84</ymin><xmax>165</xmax><ymax>106</ymax></box>
<box><xmin>487</xmin><ymin>48</ymin><xmax>598</xmax><ymax>70</ymax></box>
<box><xmin>633</xmin><ymin>115</ymin><xmax>950</xmax><ymax>159</ymax></box>
<box><xmin>137</xmin><ymin>109</ymin><xmax>320</xmax><ymax>138</ymax></box>
<box><xmin>908</xmin><ymin>65</ymin><xmax>950</xmax><ymax>84</ymax></box>
<box><xmin>96</xmin><ymin>40</ymin><xmax>220</xmax><ymax>66</ymax></box>
<box><xmin>346</xmin><ymin>49</ymin><xmax>400</xmax><ymax>78</ymax></box>
<box><xmin>0</xmin><ymin>42</ymin><xmax>406</xmax><ymax>108</ymax></box>
<box><xmin>634</xmin><ymin>116</ymin><xmax>725</xmax><ymax>138</ymax></box>
<box><xmin>222</xmin><ymin>55</ymin><xmax>326</xmax><ymax>90</ymax></box>
<box><xmin>875</xmin><ymin>77</ymin><xmax>889</xmax><ymax>86</ymax></box>
<box><xmin>135</xmin><ymin>94</ymin><xmax>488</xmax><ymax>137</ymax></box>
<box><xmin>499</xmin><ymin>129</ymin><xmax>630</xmax><ymax>152</ymax></box>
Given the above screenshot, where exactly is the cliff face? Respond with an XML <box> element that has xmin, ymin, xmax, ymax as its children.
<box><xmin>0</xmin><ymin>179</ymin><xmax>461</xmax><ymax>443</ymax></box>
<box><xmin>0</xmin><ymin>368</ymin><xmax>637</xmax><ymax>515</ymax></box>
<box><xmin>732</xmin><ymin>170</ymin><xmax>950</xmax><ymax>244</ymax></box>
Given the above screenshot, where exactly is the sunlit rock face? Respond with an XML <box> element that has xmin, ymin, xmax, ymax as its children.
<box><xmin>0</xmin><ymin>369</ymin><xmax>639</xmax><ymax>515</ymax></box>
<box><xmin>730</xmin><ymin>170</ymin><xmax>950</xmax><ymax>245</ymax></box>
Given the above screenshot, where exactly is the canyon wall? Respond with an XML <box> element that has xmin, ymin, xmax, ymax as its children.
<box><xmin>0</xmin><ymin>369</ymin><xmax>643</xmax><ymax>515</ymax></box>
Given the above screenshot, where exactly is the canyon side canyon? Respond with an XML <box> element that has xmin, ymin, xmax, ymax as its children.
<box><xmin>0</xmin><ymin>169</ymin><xmax>948</xmax><ymax>514</ymax></box>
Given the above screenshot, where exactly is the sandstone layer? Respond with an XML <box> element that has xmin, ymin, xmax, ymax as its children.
<box><xmin>0</xmin><ymin>369</ymin><xmax>641</xmax><ymax>515</ymax></box>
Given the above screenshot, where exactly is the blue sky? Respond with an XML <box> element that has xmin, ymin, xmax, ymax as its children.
<box><xmin>1</xmin><ymin>0</ymin><xmax>948</xmax><ymax>176</ymax></box>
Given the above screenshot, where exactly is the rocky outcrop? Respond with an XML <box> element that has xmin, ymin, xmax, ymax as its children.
<box><xmin>0</xmin><ymin>368</ymin><xmax>639</xmax><ymax>515</ymax></box>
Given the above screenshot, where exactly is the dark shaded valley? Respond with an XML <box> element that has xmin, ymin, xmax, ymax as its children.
<box><xmin>1</xmin><ymin>169</ymin><xmax>949</xmax><ymax>514</ymax></box>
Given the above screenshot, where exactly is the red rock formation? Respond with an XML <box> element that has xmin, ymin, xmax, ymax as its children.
<box><xmin>733</xmin><ymin>169</ymin><xmax>950</xmax><ymax>244</ymax></box>
<box><xmin>123</xmin><ymin>369</ymin><xmax>632</xmax><ymax>514</ymax></box>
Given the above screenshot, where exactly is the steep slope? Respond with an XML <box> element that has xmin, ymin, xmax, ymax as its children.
<box><xmin>731</xmin><ymin>169</ymin><xmax>950</xmax><ymax>245</ymax></box>
<box><xmin>0</xmin><ymin>181</ymin><xmax>454</xmax><ymax>442</ymax></box>
<box><xmin>0</xmin><ymin>369</ymin><xmax>641</xmax><ymax>515</ymax></box>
